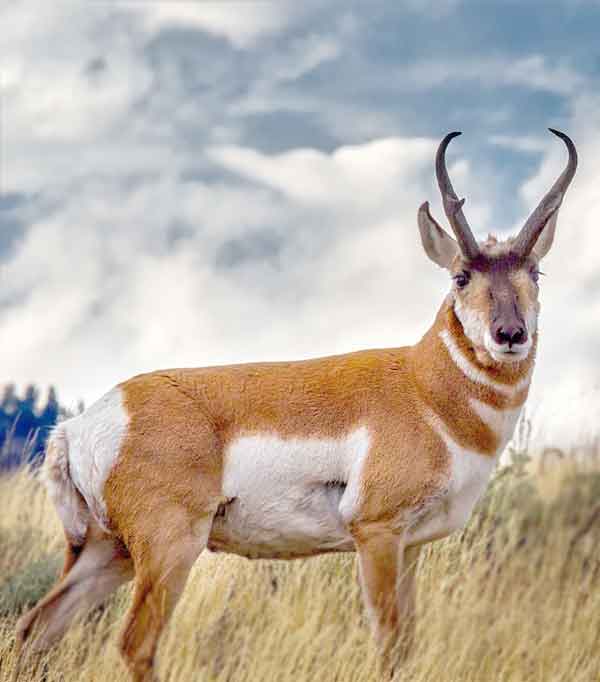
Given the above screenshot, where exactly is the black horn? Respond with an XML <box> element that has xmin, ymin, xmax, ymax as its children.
<box><xmin>513</xmin><ymin>129</ymin><xmax>578</xmax><ymax>257</ymax></box>
<box><xmin>435</xmin><ymin>132</ymin><xmax>480</xmax><ymax>260</ymax></box>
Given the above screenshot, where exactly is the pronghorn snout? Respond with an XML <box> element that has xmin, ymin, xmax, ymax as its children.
<box><xmin>486</xmin><ymin>278</ymin><xmax>532</xmax><ymax>360</ymax></box>
<box><xmin>485</xmin><ymin>307</ymin><xmax>533</xmax><ymax>362</ymax></box>
<box><xmin>492</xmin><ymin>321</ymin><xmax>527</xmax><ymax>348</ymax></box>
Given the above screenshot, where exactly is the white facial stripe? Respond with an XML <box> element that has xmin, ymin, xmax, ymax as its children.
<box><xmin>525</xmin><ymin>305</ymin><xmax>538</xmax><ymax>337</ymax></box>
<box><xmin>440</xmin><ymin>329</ymin><xmax>532</xmax><ymax>396</ymax></box>
<box><xmin>453</xmin><ymin>296</ymin><xmax>486</xmax><ymax>347</ymax></box>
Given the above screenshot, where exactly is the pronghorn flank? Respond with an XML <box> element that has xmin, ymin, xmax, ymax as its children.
<box><xmin>16</xmin><ymin>129</ymin><xmax>577</xmax><ymax>681</ymax></box>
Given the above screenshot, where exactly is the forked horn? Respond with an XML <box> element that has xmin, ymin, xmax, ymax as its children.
<box><xmin>513</xmin><ymin>128</ymin><xmax>578</xmax><ymax>258</ymax></box>
<box><xmin>435</xmin><ymin>131</ymin><xmax>480</xmax><ymax>260</ymax></box>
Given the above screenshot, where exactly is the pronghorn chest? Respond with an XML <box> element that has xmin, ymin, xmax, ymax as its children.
<box><xmin>207</xmin><ymin>428</ymin><xmax>369</xmax><ymax>559</ymax></box>
<box><xmin>408</xmin><ymin>401</ymin><xmax>523</xmax><ymax>545</ymax></box>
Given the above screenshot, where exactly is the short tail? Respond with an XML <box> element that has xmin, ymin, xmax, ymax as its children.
<box><xmin>42</xmin><ymin>425</ymin><xmax>89</xmax><ymax>546</ymax></box>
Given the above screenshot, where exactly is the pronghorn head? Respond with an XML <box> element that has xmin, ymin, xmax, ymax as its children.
<box><xmin>418</xmin><ymin>129</ymin><xmax>577</xmax><ymax>365</ymax></box>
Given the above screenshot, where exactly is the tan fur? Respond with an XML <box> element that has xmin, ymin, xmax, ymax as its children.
<box><xmin>16</xmin><ymin>291</ymin><xmax>535</xmax><ymax>681</ymax></box>
<box><xmin>356</xmin><ymin>529</ymin><xmax>421</xmax><ymax>673</ymax></box>
<box><xmin>94</xmin><ymin>284</ymin><xmax>532</xmax><ymax>679</ymax></box>
<box><xmin>16</xmin><ymin>235</ymin><xmax>543</xmax><ymax>682</ymax></box>
<box><xmin>105</xmin><ymin>293</ymin><xmax>534</xmax><ymax>531</ymax></box>
<box><xmin>15</xmin><ymin>123</ymin><xmax>576</xmax><ymax>679</ymax></box>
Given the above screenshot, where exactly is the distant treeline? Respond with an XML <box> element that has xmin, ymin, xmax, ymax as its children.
<box><xmin>0</xmin><ymin>385</ymin><xmax>73</xmax><ymax>469</ymax></box>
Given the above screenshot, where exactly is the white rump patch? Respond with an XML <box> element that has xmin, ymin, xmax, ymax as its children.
<box><xmin>61</xmin><ymin>387</ymin><xmax>129</xmax><ymax>531</ymax></box>
<box><xmin>43</xmin><ymin>425</ymin><xmax>88</xmax><ymax>544</ymax></box>
<box><xmin>212</xmin><ymin>427</ymin><xmax>370</xmax><ymax>558</ymax></box>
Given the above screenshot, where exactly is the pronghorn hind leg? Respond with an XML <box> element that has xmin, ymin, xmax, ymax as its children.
<box><xmin>353</xmin><ymin>526</ymin><xmax>421</xmax><ymax>675</ymax></box>
<box><xmin>60</xmin><ymin>536</ymin><xmax>86</xmax><ymax>578</ymax></box>
<box><xmin>118</xmin><ymin>509</ymin><xmax>214</xmax><ymax>682</ymax></box>
<box><xmin>15</xmin><ymin>522</ymin><xmax>133</xmax><ymax>674</ymax></box>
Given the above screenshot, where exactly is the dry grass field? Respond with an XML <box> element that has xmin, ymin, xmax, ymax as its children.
<box><xmin>1</xmin><ymin>431</ymin><xmax>600</xmax><ymax>681</ymax></box>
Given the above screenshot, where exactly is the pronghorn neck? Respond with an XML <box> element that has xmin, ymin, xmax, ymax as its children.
<box><xmin>418</xmin><ymin>296</ymin><xmax>536</xmax><ymax>387</ymax></box>
<box><xmin>410</xmin><ymin>297</ymin><xmax>535</xmax><ymax>456</ymax></box>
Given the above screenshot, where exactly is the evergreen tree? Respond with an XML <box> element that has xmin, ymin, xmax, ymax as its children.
<box><xmin>1</xmin><ymin>384</ymin><xmax>18</xmax><ymax>414</ymax></box>
<box><xmin>0</xmin><ymin>384</ymin><xmax>68</xmax><ymax>470</ymax></box>
<box><xmin>41</xmin><ymin>386</ymin><xmax>60</xmax><ymax>425</ymax></box>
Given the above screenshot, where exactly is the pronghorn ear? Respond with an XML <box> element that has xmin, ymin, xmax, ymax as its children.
<box><xmin>418</xmin><ymin>201</ymin><xmax>460</xmax><ymax>269</ymax></box>
<box><xmin>531</xmin><ymin>209</ymin><xmax>558</xmax><ymax>260</ymax></box>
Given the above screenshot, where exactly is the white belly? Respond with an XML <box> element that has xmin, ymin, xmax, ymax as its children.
<box><xmin>208</xmin><ymin>428</ymin><xmax>370</xmax><ymax>559</ymax></box>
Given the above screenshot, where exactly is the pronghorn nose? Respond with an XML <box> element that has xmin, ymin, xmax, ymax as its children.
<box><xmin>494</xmin><ymin>324</ymin><xmax>527</xmax><ymax>347</ymax></box>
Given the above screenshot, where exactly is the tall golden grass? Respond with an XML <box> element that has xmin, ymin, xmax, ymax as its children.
<box><xmin>1</xmin><ymin>439</ymin><xmax>600</xmax><ymax>681</ymax></box>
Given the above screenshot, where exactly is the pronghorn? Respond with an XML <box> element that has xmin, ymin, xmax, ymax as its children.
<box><xmin>16</xmin><ymin>130</ymin><xmax>576</xmax><ymax>681</ymax></box>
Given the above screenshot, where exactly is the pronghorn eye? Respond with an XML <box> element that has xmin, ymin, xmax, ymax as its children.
<box><xmin>453</xmin><ymin>271</ymin><xmax>471</xmax><ymax>289</ymax></box>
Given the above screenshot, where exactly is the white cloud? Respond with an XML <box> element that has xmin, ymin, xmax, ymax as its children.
<box><xmin>261</xmin><ymin>33</ymin><xmax>342</xmax><ymax>83</ymax></box>
<box><xmin>489</xmin><ymin>134</ymin><xmax>548</xmax><ymax>153</ymax></box>
<box><xmin>1</xmin><ymin>2</ymin><xmax>599</xmax><ymax>447</ymax></box>
<box><xmin>1</xmin><ymin>3</ymin><xmax>155</xmax><ymax>194</ymax></box>
<box><xmin>1</xmin><ymin>134</ymin><xmax>463</xmax><ymax>404</ymax></box>
<box><xmin>208</xmin><ymin>137</ymin><xmax>435</xmax><ymax>206</ymax></box>
<box><xmin>133</xmin><ymin>3</ymin><xmax>297</xmax><ymax>48</ymax></box>
<box><xmin>399</xmin><ymin>55</ymin><xmax>585</xmax><ymax>95</ymax></box>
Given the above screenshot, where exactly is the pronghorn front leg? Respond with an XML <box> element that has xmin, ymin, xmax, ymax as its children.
<box><xmin>353</xmin><ymin>526</ymin><xmax>421</xmax><ymax>673</ymax></box>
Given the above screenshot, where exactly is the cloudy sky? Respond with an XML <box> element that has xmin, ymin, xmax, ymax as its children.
<box><xmin>2</xmin><ymin>1</ymin><xmax>600</xmax><ymax>445</ymax></box>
